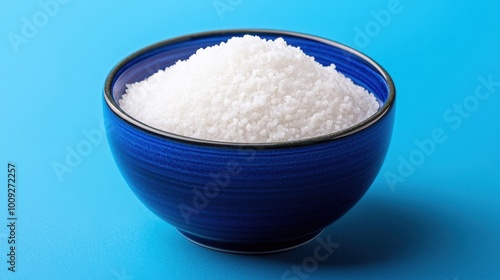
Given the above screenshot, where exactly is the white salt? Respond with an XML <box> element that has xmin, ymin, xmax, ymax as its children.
<box><xmin>119</xmin><ymin>35</ymin><xmax>379</xmax><ymax>143</ymax></box>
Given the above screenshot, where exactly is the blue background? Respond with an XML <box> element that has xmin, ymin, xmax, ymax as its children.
<box><xmin>1</xmin><ymin>0</ymin><xmax>499</xmax><ymax>279</ymax></box>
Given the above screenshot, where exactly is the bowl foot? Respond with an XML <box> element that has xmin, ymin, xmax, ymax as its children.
<box><xmin>177</xmin><ymin>229</ymin><xmax>324</xmax><ymax>254</ymax></box>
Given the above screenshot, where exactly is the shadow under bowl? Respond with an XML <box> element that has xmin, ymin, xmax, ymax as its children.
<box><xmin>103</xmin><ymin>29</ymin><xmax>396</xmax><ymax>254</ymax></box>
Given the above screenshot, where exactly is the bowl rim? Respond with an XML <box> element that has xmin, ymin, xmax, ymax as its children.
<box><xmin>104</xmin><ymin>29</ymin><xmax>395</xmax><ymax>149</ymax></box>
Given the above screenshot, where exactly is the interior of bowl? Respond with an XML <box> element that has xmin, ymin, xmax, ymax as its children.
<box><xmin>105</xmin><ymin>29</ymin><xmax>395</xmax><ymax>145</ymax></box>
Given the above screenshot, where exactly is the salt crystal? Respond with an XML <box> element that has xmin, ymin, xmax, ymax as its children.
<box><xmin>119</xmin><ymin>35</ymin><xmax>379</xmax><ymax>143</ymax></box>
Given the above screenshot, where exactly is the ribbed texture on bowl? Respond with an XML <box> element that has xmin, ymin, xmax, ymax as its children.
<box><xmin>103</xmin><ymin>30</ymin><xmax>395</xmax><ymax>253</ymax></box>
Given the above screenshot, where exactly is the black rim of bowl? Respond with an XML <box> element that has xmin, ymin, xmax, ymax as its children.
<box><xmin>104</xmin><ymin>29</ymin><xmax>396</xmax><ymax>149</ymax></box>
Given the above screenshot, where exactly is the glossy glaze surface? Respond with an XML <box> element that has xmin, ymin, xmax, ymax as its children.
<box><xmin>103</xmin><ymin>30</ymin><xmax>395</xmax><ymax>253</ymax></box>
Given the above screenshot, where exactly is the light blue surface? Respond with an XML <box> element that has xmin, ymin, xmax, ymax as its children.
<box><xmin>1</xmin><ymin>0</ymin><xmax>499</xmax><ymax>279</ymax></box>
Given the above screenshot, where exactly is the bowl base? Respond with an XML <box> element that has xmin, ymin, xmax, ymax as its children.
<box><xmin>177</xmin><ymin>229</ymin><xmax>324</xmax><ymax>254</ymax></box>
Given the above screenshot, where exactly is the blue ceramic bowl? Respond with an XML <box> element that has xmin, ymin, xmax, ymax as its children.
<box><xmin>103</xmin><ymin>30</ymin><xmax>395</xmax><ymax>253</ymax></box>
